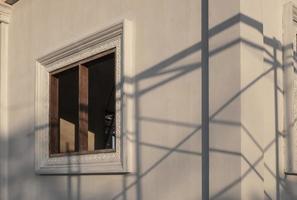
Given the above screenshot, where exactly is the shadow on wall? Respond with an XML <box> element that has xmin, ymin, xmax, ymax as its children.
<box><xmin>7</xmin><ymin>10</ymin><xmax>292</xmax><ymax>200</ymax></box>
<box><xmin>112</xmin><ymin>13</ymin><xmax>287</xmax><ymax>200</ymax></box>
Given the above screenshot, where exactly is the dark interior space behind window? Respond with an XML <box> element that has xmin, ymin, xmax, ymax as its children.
<box><xmin>49</xmin><ymin>52</ymin><xmax>116</xmax><ymax>155</ymax></box>
<box><xmin>87</xmin><ymin>53</ymin><xmax>115</xmax><ymax>150</ymax></box>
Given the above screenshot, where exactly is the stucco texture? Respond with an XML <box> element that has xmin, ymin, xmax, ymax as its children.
<box><xmin>6</xmin><ymin>0</ymin><xmax>282</xmax><ymax>199</ymax></box>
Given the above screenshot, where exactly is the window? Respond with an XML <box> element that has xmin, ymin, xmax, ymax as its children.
<box><xmin>49</xmin><ymin>51</ymin><xmax>116</xmax><ymax>155</ymax></box>
<box><xmin>35</xmin><ymin>20</ymin><xmax>134</xmax><ymax>174</ymax></box>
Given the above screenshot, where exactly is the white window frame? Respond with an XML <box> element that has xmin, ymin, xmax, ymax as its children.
<box><xmin>35</xmin><ymin>20</ymin><xmax>135</xmax><ymax>174</ymax></box>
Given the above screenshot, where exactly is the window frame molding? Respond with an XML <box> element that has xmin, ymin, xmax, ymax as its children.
<box><xmin>283</xmin><ymin>2</ymin><xmax>297</xmax><ymax>175</ymax></box>
<box><xmin>35</xmin><ymin>20</ymin><xmax>134</xmax><ymax>174</ymax></box>
<box><xmin>0</xmin><ymin>3</ymin><xmax>11</xmax><ymax>200</ymax></box>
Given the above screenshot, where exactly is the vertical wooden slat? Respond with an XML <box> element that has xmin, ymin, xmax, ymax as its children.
<box><xmin>79</xmin><ymin>64</ymin><xmax>88</xmax><ymax>151</ymax></box>
<box><xmin>49</xmin><ymin>75</ymin><xmax>59</xmax><ymax>154</ymax></box>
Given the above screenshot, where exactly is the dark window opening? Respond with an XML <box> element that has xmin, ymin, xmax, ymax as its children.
<box><xmin>49</xmin><ymin>51</ymin><xmax>116</xmax><ymax>156</ymax></box>
<box><xmin>87</xmin><ymin>53</ymin><xmax>115</xmax><ymax>150</ymax></box>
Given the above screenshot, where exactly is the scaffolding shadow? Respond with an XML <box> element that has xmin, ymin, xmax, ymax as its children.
<box><xmin>111</xmin><ymin>12</ymin><xmax>286</xmax><ymax>200</ymax></box>
<box><xmin>17</xmin><ymin>9</ymin><xmax>289</xmax><ymax>200</ymax></box>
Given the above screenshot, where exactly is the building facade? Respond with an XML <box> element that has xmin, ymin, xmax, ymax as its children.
<box><xmin>0</xmin><ymin>0</ymin><xmax>296</xmax><ymax>199</ymax></box>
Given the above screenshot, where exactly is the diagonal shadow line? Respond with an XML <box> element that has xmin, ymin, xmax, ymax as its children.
<box><xmin>210</xmin><ymin>119</ymin><xmax>264</xmax><ymax>153</ymax></box>
<box><xmin>138</xmin><ymin>35</ymin><xmax>281</xmax><ymax>89</ymax></box>
<box><xmin>211</xmin><ymin>117</ymin><xmax>285</xmax><ymax>192</ymax></box>
<box><xmin>264</xmin><ymin>58</ymin><xmax>281</xmax><ymax>67</ymax></box>
<box><xmin>131</xmin><ymin>139</ymin><xmax>202</xmax><ymax>156</ymax></box>
<box><xmin>243</xmin><ymin>38</ymin><xmax>274</xmax><ymax>60</ymax></box>
<box><xmin>264</xmin><ymin>139</ymin><xmax>276</xmax><ymax>153</ymax></box>
<box><xmin>139</xmin><ymin>37</ymin><xmax>282</xmax><ymax>97</ymax></box>
<box><xmin>210</xmin><ymin>66</ymin><xmax>274</xmax><ymax>120</ymax></box>
<box><xmin>264</xmin><ymin>36</ymin><xmax>282</xmax><ymax>51</ymax></box>
<box><xmin>135</xmin><ymin>43</ymin><xmax>201</xmax><ymax>80</ymax></box>
<box><xmin>286</xmin><ymin>117</ymin><xmax>297</xmax><ymax>133</ymax></box>
<box><xmin>210</xmin><ymin>148</ymin><xmax>241</xmax><ymax>157</ymax></box>
<box><xmin>241</xmin><ymin>36</ymin><xmax>285</xmax><ymax>68</ymax></box>
<box><xmin>113</xmin><ymin>62</ymin><xmax>277</xmax><ymax>199</ymax></box>
<box><xmin>241</xmin><ymin>124</ymin><xmax>264</xmax><ymax>153</ymax></box>
<box><xmin>211</xmin><ymin>148</ymin><xmax>263</xmax><ymax>181</ymax></box>
<box><xmin>135</xmin><ymin>13</ymin><xmax>266</xmax><ymax>82</ymax></box>
<box><xmin>264</xmin><ymin>163</ymin><xmax>285</xmax><ymax>184</ymax></box>
<box><xmin>264</xmin><ymin>163</ymin><xmax>286</xmax><ymax>194</ymax></box>
<box><xmin>283</xmin><ymin>43</ymin><xmax>293</xmax><ymax>51</ymax></box>
<box><xmin>140</xmin><ymin>33</ymin><xmax>280</xmax><ymax>81</ymax></box>
<box><xmin>139</xmin><ymin>116</ymin><xmax>198</xmax><ymax>128</ymax></box>
<box><xmin>102</xmin><ymin>36</ymin><xmax>280</xmax><ymax>199</ymax></box>
<box><xmin>116</xmin><ymin>119</ymin><xmax>270</xmax><ymax>200</ymax></box>
<box><xmin>211</xmin><ymin>37</ymin><xmax>280</xmax><ymax>62</ymax></box>
<box><xmin>241</xmin><ymin>154</ymin><xmax>264</xmax><ymax>181</ymax></box>
<box><xmin>120</xmin><ymin>62</ymin><xmax>204</xmax><ymax>101</ymax></box>
<box><xmin>210</xmin><ymin>137</ymin><xmax>278</xmax><ymax>200</ymax></box>
<box><xmin>209</xmin><ymin>14</ymin><xmax>263</xmax><ymax>37</ymax></box>
<box><xmin>139</xmin><ymin>63</ymin><xmax>200</xmax><ymax>96</ymax></box>
<box><xmin>131</xmin><ymin>138</ymin><xmax>264</xmax><ymax>184</ymax></box>
<box><xmin>138</xmin><ymin>36</ymin><xmax>284</xmax><ymax>96</ymax></box>
<box><xmin>112</xmin><ymin>126</ymin><xmax>201</xmax><ymax>200</ymax></box>
<box><xmin>210</xmin><ymin>38</ymin><xmax>241</xmax><ymax>57</ymax></box>
<box><xmin>125</xmin><ymin>16</ymin><xmax>283</xmax><ymax>91</ymax></box>
<box><xmin>138</xmin><ymin>141</ymin><xmax>264</xmax><ymax>182</ymax></box>
<box><xmin>276</xmin><ymin>86</ymin><xmax>284</xmax><ymax>95</ymax></box>
<box><xmin>139</xmin><ymin>139</ymin><xmax>264</xmax><ymax>170</ymax></box>
<box><xmin>136</xmin><ymin>36</ymin><xmax>282</xmax><ymax>86</ymax></box>
<box><xmin>141</xmin><ymin>62</ymin><xmax>201</xmax><ymax>80</ymax></box>
<box><xmin>264</xmin><ymin>190</ymin><xmax>273</xmax><ymax>200</ymax></box>
<box><xmin>135</xmin><ymin>136</ymin><xmax>268</xmax><ymax>173</ymax></box>
<box><xmin>210</xmin><ymin>153</ymin><xmax>263</xmax><ymax>200</ymax></box>
<box><xmin>243</xmin><ymin>37</ymin><xmax>283</xmax><ymax>65</ymax></box>
<box><xmin>138</xmin><ymin>37</ymin><xmax>238</xmax><ymax>88</ymax></box>
<box><xmin>111</xmin><ymin>13</ymin><xmax>284</xmax><ymax>200</ymax></box>
<box><xmin>210</xmin><ymin>119</ymin><xmax>241</xmax><ymax>127</ymax></box>
<box><xmin>120</xmin><ymin>19</ymin><xmax>281</xmax><ymax>97</ymax></box>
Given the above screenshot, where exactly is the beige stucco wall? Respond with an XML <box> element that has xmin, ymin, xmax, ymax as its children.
<box><xmin>240</xmin><ymin>1</ymin><xmax>265</xmax><ymax>199</ymax></box>
<box><xmin>5</xmin><ymin>0</ymin><xmax>244</xmax><ymax>199</ymax></box>
<box><xmin>6</xmin><ymin>0</ymin><xmax>293</xmax><ymax>199</ymax></box>
<box><xmin>209</xmin><ymin>0</ymin><xmax>241</xmax><ymax>199</ymax></box>
<box><xmin>240</xmin><ymin>0</ymin><xmax>297</xmax><ymax>199</ymax></box>
<box><xmin>8</xmin><ymin>0</ymin><xmax>204</xmax><ymax>200</ymax></box>
<box><xmin>239</xmin><ymin>0</ymin><xmax>284</xmax><ymax>199</ymax></box>
<box><xmin>281</xmin><ymin>0</ymin><xmax>297</xmax><ymax>199</ymax></box>
<box><xmin>263</xmin><ymin>1</ymin><xmax>284</xmax><ymax>199</ymax></box>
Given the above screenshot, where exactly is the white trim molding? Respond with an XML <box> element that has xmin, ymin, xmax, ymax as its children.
<box><xmin>0</xmin><ymin>2</ymin><xmax>10</xmax><ymax>200</ymax></box>
<box><xmin>0</xmin><ymin>3</ymin><xmax>10</xmax><ymax>24</ymax></box>
<box><xmin>283</xmin><ymin>2</ymin><xmax>297</xmax><ymax>175</ymax></box>
<box><xmin>35</xmin><ymin>20</ymin><xmax>135</xmax><ymax>174</ymax></box>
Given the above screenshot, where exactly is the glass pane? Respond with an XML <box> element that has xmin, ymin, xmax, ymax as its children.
<box><xmin>87</xmin><ymin>53</ymin><xmax>115</xmax><ymax>150</ymax></box>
